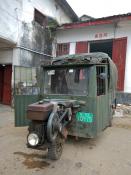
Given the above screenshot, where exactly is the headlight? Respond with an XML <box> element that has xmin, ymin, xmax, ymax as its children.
<box><xmin>27</xmin><ymin>133</ymin><xmax>39</xmax><ymax>147</ymax></box>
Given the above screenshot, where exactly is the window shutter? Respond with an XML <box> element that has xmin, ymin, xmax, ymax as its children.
<box><xmin>75</xmin><ymin>41</ymin><xmax>88</xmax><ymax>54</ymax></box>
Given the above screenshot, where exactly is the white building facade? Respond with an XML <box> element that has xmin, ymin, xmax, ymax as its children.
<box><xmin>55</xmin><ymin>14</ymin><xmax>131</xmax><ymax>102</ymax></box>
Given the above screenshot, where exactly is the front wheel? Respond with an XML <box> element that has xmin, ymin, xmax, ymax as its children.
<box><xmin>47</xmin><ymin>135</ymin><xmax>64</xmax><ymax>160</ymax></box>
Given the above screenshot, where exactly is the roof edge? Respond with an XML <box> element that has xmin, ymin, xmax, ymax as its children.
<box><xmin>55</xmin><ymin>0</ymin><xmax>78</xmax><ymax>22</ymax></box>
<box><xmin>59</xmin><ymin>12</ymin><xmax>131</xmax><ymax>29</ymax></box>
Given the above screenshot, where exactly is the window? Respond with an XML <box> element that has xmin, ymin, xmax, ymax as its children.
<box><xmin>14</xmin><ymin>67</ymin><xmax>40</xmax><ymax>95</ymax></box>
<box><xmin>56</xmin><ymin>43</ymin><xmax>70</xmax><ymax>56</ymax></box>
<box><xmin>34</xmin><ymin>9</ymin><xmax>47</xmax><ymax>27</ymax></box>
<box><xmin>96</xmin><ymin>66</ymin><xmax>106</xmax><ymax>96</ymax></box>
<box><xmin>44</xmin><ymin>67</ymin><xmax>90</xmax><ymax>96</ymax></box>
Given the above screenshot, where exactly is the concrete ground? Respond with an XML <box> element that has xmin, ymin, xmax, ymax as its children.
<box><xmin>0</xmin><ymin>105</ymin><xmax>131</xmax><ymax>175</ymax></box>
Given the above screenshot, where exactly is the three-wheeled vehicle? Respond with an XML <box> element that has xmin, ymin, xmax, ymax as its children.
<box><xmin>26</xmin><ymin>52</ymin><xmax>117</xmax><ymax>160</ymax></box>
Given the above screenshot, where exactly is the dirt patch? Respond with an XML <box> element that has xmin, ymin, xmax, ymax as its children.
<box><xmin>113</xmin><ymin>117</ymin><xmax>131</xmax><ymax>129</ymax></box>
<box><xmin>14</xmin><ymin>152</ymin><xmax>50</xmax><ymax>170</ymax></box>
<box><xmin>75</xmin><ymin>162</ymin><xmax>83</xmax><ymax>168</ymax></box>
<box><xmin>113</xmin><ymin>123</ymin><xmax>131</xmax><ymax>129</ymax></box>
<box><xmin>67</xmin><ymin>136</ymin><xmax>96</xmax><ymax>150</ymax></box>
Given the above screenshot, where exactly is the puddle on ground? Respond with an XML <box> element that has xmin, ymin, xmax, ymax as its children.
<box><xmin>14</xmin><ymin>152</ymin><xmax>50</xmax><ymax>170</ymax></box>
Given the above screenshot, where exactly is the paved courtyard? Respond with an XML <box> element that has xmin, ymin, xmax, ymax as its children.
<box><xmin>0</xmin><ymin>104</ymin><xmax>131</xmax><ymax>175</ymax></box>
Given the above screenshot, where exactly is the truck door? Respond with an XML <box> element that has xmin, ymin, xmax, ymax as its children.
<box><xmin>96</xmin><ymin>65</ymin><xmax>109</xmax><ymax>131</ymax></box>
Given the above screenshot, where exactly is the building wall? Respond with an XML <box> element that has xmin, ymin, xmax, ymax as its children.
<box><xmin>0</xmin><ymin>50</ymin><xmax>13</xmax><ymax>64</ymax></box>
<box><xmin>56</xmin><ymin>20</ymin><xmax>131</xmax><ymax>93</ymax></box>
<box><xmin>0</xmin><ymin>0</ymin><xmax>22</xmax><ymax>43</ymax></box>
<box><xmin>115</xmin><ymin>21</ymin><xmax>131</xmax><ymax>93</ymax></box>
<box><xmin>0</xmin><ymin>0</ymin><xmax>73</xmax><ymax>67</ymax></box>
<box><xmin>0</xmin><ymin>0</ymin><xmax>72</xmax><ymax>43</ymax></box>
<box><xmin>22</xmin><ymin>0</ymin><xmax>72</xmax><ymax>25</ymax></box>
<box><xmin>56</xmin><ymin>24</ymin><xmax>114</xmax><ymax>43</ymax></box>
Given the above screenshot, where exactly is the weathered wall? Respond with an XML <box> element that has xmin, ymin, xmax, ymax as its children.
<box><xmin>17</xmin><ymin>0</ymin><xmax>72</xmax><ymax>67</ymax></box>
<box><xmin>0</xmin><ymin>0</ymin><xmax>72</xmax><ymax>44</ymax></box>
<box><xmin>22</xmin><ymin>0</ymin><xmax>72</xmax><ymax>25</ymax></box>
<box><xmin>0</xmin><ymin>0</ymin><xmax>73</xmax><ymax>67</ymax></box>
<box><xmin>16</xmin><ymin>21</ymin><xmax>53</xmax><ymax>67</ymax></box>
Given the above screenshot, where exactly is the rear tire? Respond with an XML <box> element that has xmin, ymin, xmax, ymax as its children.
<box><xmin>47</xmin><ymin>135</ymin><xmax>64</xmax><ymax>160</ymax></box>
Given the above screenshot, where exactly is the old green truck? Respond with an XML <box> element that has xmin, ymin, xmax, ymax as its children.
<box><xmin>26</xmin><ymin>52</ymin><xmax>117</xmax><ymax>160</ymax></box>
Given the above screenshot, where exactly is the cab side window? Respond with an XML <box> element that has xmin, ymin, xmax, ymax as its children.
<box><xmin>96</xmin><ymin>66</ymin><xmax>106</xmax><ymax>96</ymax></box>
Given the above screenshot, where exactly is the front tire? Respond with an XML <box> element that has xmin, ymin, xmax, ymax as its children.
<box><xmin>47</xmin><ymin>112</ymin><xmax>59</xmax><ymax>142</ymax></box>
<box><xmin>47</xmin><ymin>135</ymin><xmax>64</xmax><ymax>160</ymax></box>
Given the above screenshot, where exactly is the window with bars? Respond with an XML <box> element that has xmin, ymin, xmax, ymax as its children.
<box><xmin>96</xmin><ymin>66</ymin><xmax>106</xmax><ymax>96</ymax></box>
<box><xmin>56</xmin><ymin>43</ymin><xmax>70</xmax><ymax>56</ymax></box>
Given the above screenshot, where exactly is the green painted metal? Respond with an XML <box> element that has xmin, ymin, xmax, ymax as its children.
<box><xmin>14</xmin><ymin>53</ymin><xmax>117</xmax><ymax>138</ymax></box>
<box><xmin>96</xmin><ymin>95</ymin><xmax>109</xmax><ymax>132</ymax></box>
<box><xmin>41</xmin><ymin>63</ymin><xmax>115</xmax><ymax>138</ymax></box>
<box><xmin>14</xmin><ymin>95</ymin><xmax>39</xmax><ymax>126</ymax></box>
<box><xmin>41</xmin><ymin>66</ymin><xmax>97</xmax><ymax>138</ymax></box>
<box><xmin>68</xmin><ymin>97</ymin><xmax>97</xmax><ymax>138</ymax></box>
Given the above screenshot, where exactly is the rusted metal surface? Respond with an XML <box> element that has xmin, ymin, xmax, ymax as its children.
<box><xmin>27</xmin><ymin>102</ymin><xmax>53</xmax><ymax>121</ymax></box>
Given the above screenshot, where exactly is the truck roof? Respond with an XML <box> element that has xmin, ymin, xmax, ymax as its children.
<box><xmin>51</xmin><ymin>52</ymin><xmax>110</xmax><ymax>66</ymax></box>
<box><xmin>54</xmin><ymin>52</ymin><xmax>109</xmax><ymax>59</ymax></box>
<box><xmin>43</xmin><ymin>52</ymin><xmax>111</xmax><ymax>67</ymax></box>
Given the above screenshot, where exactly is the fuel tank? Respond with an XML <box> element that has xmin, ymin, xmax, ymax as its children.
<box><xmin>27</xmin><ymin>102</ymin><xmax>54</xmax><ymax>121</ymax></box>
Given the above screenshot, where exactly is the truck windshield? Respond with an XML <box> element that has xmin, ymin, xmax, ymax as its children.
<box><xmin>44</xmin><ymin>67</ymin><xmax>90</xmax><ymax>96</ymax></box>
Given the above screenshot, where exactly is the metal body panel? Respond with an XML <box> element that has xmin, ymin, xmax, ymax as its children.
<box><xmin>42</xmin><ymin>65</ymin><xmax>110</xmax><ymax>138</ymax></box>
<box><xmin>96</xmin><ymin>95</ymin><xmax>109</xmax><ymax>132</ymax></box>
<box><xmin>27</xmin><ymin>102</ymin><xmax>53</xmax><ymax>121</ymax></box>
<box><xmin>15</xmin><ymin>95</ymin><xmax>39</xmax><ymax>126</ymax></box>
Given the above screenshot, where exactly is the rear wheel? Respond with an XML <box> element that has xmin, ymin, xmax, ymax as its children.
<box><xmin>47</xmin><ymin>135</ymin><xmax>64</xmax><ymax>160</ymax></box>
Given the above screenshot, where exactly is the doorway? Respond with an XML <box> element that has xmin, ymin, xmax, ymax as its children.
<box><xmin>0</xmin><ymin>65</ymin><xmax>12</xmax><ymax>105</ymax></box>
<box><xmin>90</xmin><ymin>40</ymin><xmax>113</xmax><ymax>58</ymax></box>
